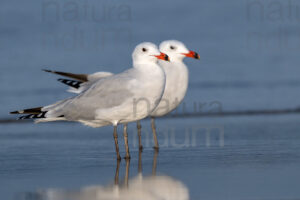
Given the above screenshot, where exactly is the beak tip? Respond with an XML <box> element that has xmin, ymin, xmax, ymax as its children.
<box><xmin>155</xmin><ymin>52</ymin><xmax>170</xmax><ymax>61</ymax></box>
<box><xmin>165</xmin><ymin>55</ymin><xmax>170</xmax><ymax>62</ymax></box>
<box><xmin>193</xmin><ymin>52</ymin><xmax>200</xmax><ymax>60</ymax></box>
<box><xmin>183</xmin><ymin>51</ymin><xmax>200</xmax><ymax>59</ymax></box>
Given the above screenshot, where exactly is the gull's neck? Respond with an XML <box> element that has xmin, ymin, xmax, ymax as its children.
<box><xmin>169</xmin><ymin>56</ymin><xmax>184</xmax><ymax>63</ymax></box>
<box><xmin>133</xmin><ymin>61</ymin><xmax>165</xmax><ymax>78</ymax></box>
<box><xmin>133</xmin><ymin>60</ymin><xmax>159</xmax><ymax>69</ymax></box>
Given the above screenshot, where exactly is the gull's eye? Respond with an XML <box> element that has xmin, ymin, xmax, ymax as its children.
<box><xmin>142</xmin><ymin>48</ymin><xmax>147</xmax><ymax>52</ymax></box>
<box><xmin>170</xmin><ymin>45</ymin><xmax>176</xmax><ymax>50</ymax></box>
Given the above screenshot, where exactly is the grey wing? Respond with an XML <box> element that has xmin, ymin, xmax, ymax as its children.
<box><xmin>46</xmin><ymin>74</ymin><xmax>135</xmax><ymax>120</ymax></box>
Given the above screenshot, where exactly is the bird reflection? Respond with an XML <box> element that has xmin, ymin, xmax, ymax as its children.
<box><xmin>20</xmin><ymin>150</ymin><xmax>189</xmax><ymax>200</ymax></box>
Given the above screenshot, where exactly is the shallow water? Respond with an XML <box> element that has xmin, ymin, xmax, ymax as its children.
<box><xmin>1</xmin><ymin>115</ymin><xmax>300</xmax><ymax>199</ymax></box>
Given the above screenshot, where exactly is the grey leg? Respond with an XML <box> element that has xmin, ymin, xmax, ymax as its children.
<box><xmin>138</xmin><ymin>148</ymin><xmax>142</xmax><ymax>173</ymax></box>
<box><xmin>151</xmin><ymin>117</ymin><xmax>159</xmax><ymax>150</ymax></box>
<box><xmin>114</xmin><ymin>159</ymin><xmax>121</xmax><ymax>185</ymax></box>
<box><xmin>125</xmin><ymin>158</ymin><xmax>130</xmax><ymax>187</ymax></box>
<box><xmin>137</xmin><ymin>121</ymin><xmax>143</xmax><ymax>150</ymax></box>
<box><xmin>123</xmin><ymin>123</ymin><xmax>131</xmax><ymax>160</ymax></box>
<box><xmin>113</xmin><ymin>126</ymin><xmax>121</xmax><ymax>160</ymax></box>
<box><xmin>152</xmin><ymin>149</ymin><xmax>158</xmax><ymax>176</ymax></box>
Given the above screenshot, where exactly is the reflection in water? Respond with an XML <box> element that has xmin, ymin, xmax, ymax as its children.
<box><xmin>19</xmin><ymin>151</ymin><xmax>189</xmax><ymax>200</ymax></box>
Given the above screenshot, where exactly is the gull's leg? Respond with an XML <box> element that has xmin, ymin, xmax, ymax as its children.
<box><xmin>123</xmin><ymin>123</ymin><xmax>131</xmax><ymax>160</ymax></box>
<box><xmin>114</xmin><ymin>159</ymin><xmax>121</xmax><ymax>185</ymax></box>
<box><xmin>152</xmin><ymin>148</ymin><xmax>158</xmax><ymax>176</ymax></box>
<box><xmin>125</xmin><ymin>158</ymin><xmax>130</xmax><ymax>187</ymax></box>
<box><xmin>138</xmin><ymin>148</ymin><xmax>142</xmax><ymax>173</ymax></box>
<box><xmin>137</xmin><ymin>121</ymin><xmax>143</xmax><ymax>150</ymax></box>
<box><xmin>113</xmin><ymin>126</ymin><xmax>121</xmax><ymax>160</ymax></box>
<box><xmin>151</xmin><ymin>117</ymin><xmax>159</xmax><ymax>150</ymax></box>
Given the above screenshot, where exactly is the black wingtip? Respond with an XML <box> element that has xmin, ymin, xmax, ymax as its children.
<box><xmin>10</xmin><ymin>107</ymin><xmax>42</xmax><ymax>115</ymax></box>
<box><xmin>57</xmin><ymin>78</ymin><xmax>65</xmax><ymax>83</ymax></box>
<box><xmin>18</xmin><ymin>115</ymin><xmax>31</xmax><ymax>120</ymax></box>
<box><xmin>42</xmin><ymin>69</ymin><xmax>53</xmax><ymax>73</ymax></box>
<box><xmin>17</xmin><ymin>116</ymin><xmax>25</xmax><ymax>120</ymax></box>
<box><xmin>57</xmin><ymin>78</ymin><xmax>82</xmax><ymax>89</ymax></box>
<box><xmin>10</xmin><ymin>110</ymin><xmax>25</xmax><ymax>114</ymax></box>
<box><xmin>18</xmin><ymin>112</ymin><xmax>47</xmax><ymax>120</ymax></box>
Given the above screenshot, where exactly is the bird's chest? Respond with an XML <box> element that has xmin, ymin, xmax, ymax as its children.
<box><xmin>163</xmin><ymin>67</ymin><xmax>188</xmax><ymax>101</ymax></box>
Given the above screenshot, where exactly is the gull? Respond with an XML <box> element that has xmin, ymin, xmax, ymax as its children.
<box><xmin>146</xmin><ymin>40</ymin><xmax>200</xmax><ymax>149</ymax></box>
<box><xmin>10</xmin><ymin>42</ymin><xmax>169</xmax><ymax>160</ymax></box>
<box><xmin>42</xmin><ymin>40</ymin><xmax>200</xmax><ymax>150</ymax></box>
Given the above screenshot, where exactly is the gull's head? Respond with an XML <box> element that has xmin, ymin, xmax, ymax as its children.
<box><xmin>132</xmin><ymin>42</ymin><xmax>169</xmax><ymax>65</ymax></box>
<box><xmin>159</xmin><ymin>40</ymin><xmax>200</xmax><ymax>62</ymax></box>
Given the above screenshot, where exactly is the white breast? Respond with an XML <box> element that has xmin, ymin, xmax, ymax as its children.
<box><xmin>150</xmin><ymin>61</ymin><xmax>189</xmax><ymax>117</ymax></box>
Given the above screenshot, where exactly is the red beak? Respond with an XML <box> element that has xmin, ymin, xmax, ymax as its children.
<box><xmin>154</xmin><ymin>52</ymin><xmax>170</xmax><ymax>61</ymax></box>
<box><xmin>182</xmin><ymin>50</ymin><xmax>200</xmax><ymax>59</ymax></box>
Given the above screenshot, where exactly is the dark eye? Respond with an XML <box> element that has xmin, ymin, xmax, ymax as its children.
<box><xmin>170</xmin><ymin>45</ymin><xmax>176</xmax><ymax>50</ymax></box>
<box><xmin>142</xmin><ymin>48</ymin><xmax>147</xmax><ymax>52</ymax></box>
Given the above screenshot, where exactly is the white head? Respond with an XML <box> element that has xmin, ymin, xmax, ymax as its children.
<box><xmin>159</xmin><ymin>40</ymin><xmax>200</xmax><ymax>62</ymax></box>
<box><xmin>132</xmin><ymin>42</ymin><xmax>169</xmax><ymax>65</ymax></box>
